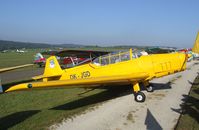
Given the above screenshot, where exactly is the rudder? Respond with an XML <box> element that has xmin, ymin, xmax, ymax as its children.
<box><xmin>43</xmin><ymin>56</ymin><xmax>63</xmax><ymax>78</ymax></box>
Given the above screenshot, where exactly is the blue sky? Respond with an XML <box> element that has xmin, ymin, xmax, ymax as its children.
<box><xmin>0</xmin><ymin>0</ymin><xmax>198</xmax><ymax>48</ymax></box>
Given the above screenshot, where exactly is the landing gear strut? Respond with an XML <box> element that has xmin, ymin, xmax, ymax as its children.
<box><xmin>133</xmin><ymin>83</ymin><xmax>146</xmax><ymax>102</ymax></box>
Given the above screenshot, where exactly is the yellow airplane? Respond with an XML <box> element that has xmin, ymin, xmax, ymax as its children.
<box><xmin>4</xmin><ymin>49</ymin><xmax>187</xmax><ymax>102</ymax></box>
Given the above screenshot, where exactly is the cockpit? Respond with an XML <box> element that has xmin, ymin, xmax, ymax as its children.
<box><xmin>93</xmin><ymin>49</ymin><xmax>147</xmax><ymax>66</ymax></box>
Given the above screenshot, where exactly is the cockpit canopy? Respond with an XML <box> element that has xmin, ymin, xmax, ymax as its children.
<box><xmin>93</xmin><ymin>49</ymin><xmax>147</xmax><ymax>66</ymax></box>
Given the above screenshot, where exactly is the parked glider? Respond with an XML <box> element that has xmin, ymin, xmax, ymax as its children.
<box><xmin>34</xmin><ymin>53</ymin><xmax>46</xmax><ymax>67</ymax></box>
<box><xmin>4</xmin><ymin>49</ymin><xmax>187</xmax><ymax>102</ymax></box>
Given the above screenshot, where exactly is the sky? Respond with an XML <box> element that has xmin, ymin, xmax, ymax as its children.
<box><xmin>0</xmin><ymin>0</ymin><xmax>198</xmax><ymax>48</ymax></box>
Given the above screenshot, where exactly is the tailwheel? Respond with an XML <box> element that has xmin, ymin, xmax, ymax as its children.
<box><xmin>135</xmin><ymin>91</ymin><xmax>146</xmax><ymax>102</ymax></box>
<box><xmin>146</xmin><ymin>84</ymin><xmax>153</xmax><ymax>92</ymax></box>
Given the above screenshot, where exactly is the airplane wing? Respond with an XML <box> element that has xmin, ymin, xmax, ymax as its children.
<box><xmin>0</xmin><ymin>64</ymin><xmax>34</xmax><ymax>73</ymax></box>
<box><xmin>56</xmin><ymin>50</ymin><xmax>110</xmax><ymax>58</ymax></box>
<box><xmin>41</xmin><ymin>49</ymin><xmax>110</xmax><ymax>58</ymax></box>
<box><xmin>41</xmin><ymin>50</ymin><xmax>59</xmax><ymax>55</ymax></box>
<box><xmin>5</xmin><ymin>72</ymin><xmax>149</xmax><ymax>92</ymax></box>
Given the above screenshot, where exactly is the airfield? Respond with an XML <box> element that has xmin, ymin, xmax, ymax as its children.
<box><xmin>51</xmin><ymin>60</ymin><xmax>199</xmax><ymax>130</ymax></box>
<box><xmin>0</xmin><ymin>49</ymin><xmax>198</xmax><ymax>130</ymax></box>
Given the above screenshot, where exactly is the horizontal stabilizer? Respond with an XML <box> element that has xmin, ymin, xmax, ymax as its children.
<box><xmin>32</xmin><ymin>75</ymin><xmax>43</xmax><ymax>80</ymax></box>
<box><xmin>32</xmin><ymin>74</ymin><xmax>61</xmax><ymax>80</ymax></box>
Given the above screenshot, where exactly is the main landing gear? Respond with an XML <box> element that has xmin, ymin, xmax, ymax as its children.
<box><xmin>133</xmin><ymin>83</ymin><xmax>146</xmax><ymax>102</ymax></box>
<box><xmin>132</xmin><ymin>81</ymin><xmax>154</xmax><ymax>102</ymax></box>
<box><xmin>135</xmin><ymin>91</ymin><xmax>146</xmax><ymax>102</ymax></box>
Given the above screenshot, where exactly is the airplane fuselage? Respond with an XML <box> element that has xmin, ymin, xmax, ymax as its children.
<box><xmin>59</xmin><ymin>53</ymin><xmax>186</xmax><ymax>84</ymax></box>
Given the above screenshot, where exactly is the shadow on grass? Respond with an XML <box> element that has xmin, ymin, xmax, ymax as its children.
<box><xmin>171</xmin><ymin>94</ymin><xmax>199</xmax><ymax>123</ymax></box>
<box><xmin>194</xmin><ymin>89</ymin><xmax>199</xmax><ymax>94</ymax></box>
<box><xmin>51</xmin><ymin>85</ymin><xmax>132</xmax><ymax>110</ymax></box>
<box><xmin>0</xmin><ymin>110</ymin><xmax>40</xmax><ymax>130</ymax></box>
<box><xmin>51</xmin><ymin>82</ymin><xmax>172</xmax><ymax>110</ymax></box>
<box><xmin>188</xmin><ymin>80</ymin><xmax>199</xmax><ymax>85</ymax></box>
<box><xmin>178</xmin><ymin>77</ymin><xmax>199</xmax><ymax>124</ymax></box>
<box><xmin>172</xmin><ymin>76</ymin><xmax>199</xmax><ymax>129</ymax></box>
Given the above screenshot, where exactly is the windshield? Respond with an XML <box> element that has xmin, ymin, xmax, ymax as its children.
<box><xmin>93</xmin><ymin>50</ymin><xmax>131</xmax><ymax>66</ymax></box>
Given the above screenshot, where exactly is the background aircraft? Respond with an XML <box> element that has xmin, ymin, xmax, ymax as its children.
<box><xmin>16</xmin><ymin>49</ymin><xmax>25</xmax><ymax>53</ymax></box>
<box><xmin>33</xmin><ymin>53</ymin><xmax>46</xmax><ymax>67</ymax></box>
<box><xmin>177</xmin><ymin>32</ymin><xmax>199</xmax><ymax>61</ymax></box>
<box><xmin>192</xmin><ymin>31</ymin><xmax>199</xmax><ymax>59</ymax></box>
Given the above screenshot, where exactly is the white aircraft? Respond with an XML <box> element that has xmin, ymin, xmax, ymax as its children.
<box><xmin>16</xmin><ymin>49</ymin><xmax>25</xmax><ymax>53</ymax></box>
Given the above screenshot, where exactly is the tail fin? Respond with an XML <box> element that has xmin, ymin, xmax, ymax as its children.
<box><xmin>43</xmin><ymin>56</ymin><xmax>63</xmax><ymax>78</ymax></box>
<box><xmin>192</xmin><ymin>31</ymin><xmax>199</xmax><ymax>54</ymax></box>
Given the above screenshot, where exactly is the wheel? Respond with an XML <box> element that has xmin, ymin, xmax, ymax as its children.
<box><xmin>135</xmin><ymin>91</ymin><xmax>146</xmax><ymax>102</ymax></box>
<box><xmin>146</xmin><ymin>85</ymin><xmax>153</xmax><ymax>92</ymax></box>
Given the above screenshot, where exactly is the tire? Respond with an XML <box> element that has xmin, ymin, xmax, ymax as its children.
<box><xmin>146</xmin><ymin>85</ymin><xmax>153</xmax><ymax>92</ymax></box>
<box><xmin>135</xmin><ymin>91</ymin><xmax>146</xmax><ymax>102</ymax></box>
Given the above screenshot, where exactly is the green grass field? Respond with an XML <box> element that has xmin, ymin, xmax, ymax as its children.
<box><xmin>175</xmin><ymin>75</ymin><xmax>199</xmax><ymax>130</ymax></box>
<box><xmin>0</xmin><ymin>86</ymin><xmax>131</xmax><ymax>130</ymax></box>
<box><xmin>0</xmin><ymin>49</ymin><xmax>42</xmax><ymax>68</ymax></box>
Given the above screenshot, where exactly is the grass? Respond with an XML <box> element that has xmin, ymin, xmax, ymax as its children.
<box><xmin>0</xmin><ymin>88</ymin><xmax>101</xmax><ymax>130</ymax></box>
<box><xmin>0</xmin><ymin>84</ymin><xmax>131</xmax><ymax>130</ymax></box>
<box><xmin>0</xmin><ymin>49</ymin><xmax>43</xmax><ymax>68</ymax></box>
<box><xmin>175</xmin><ymin>75</ymin><xmax>199</xmax><ymax>130</ymax></box>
